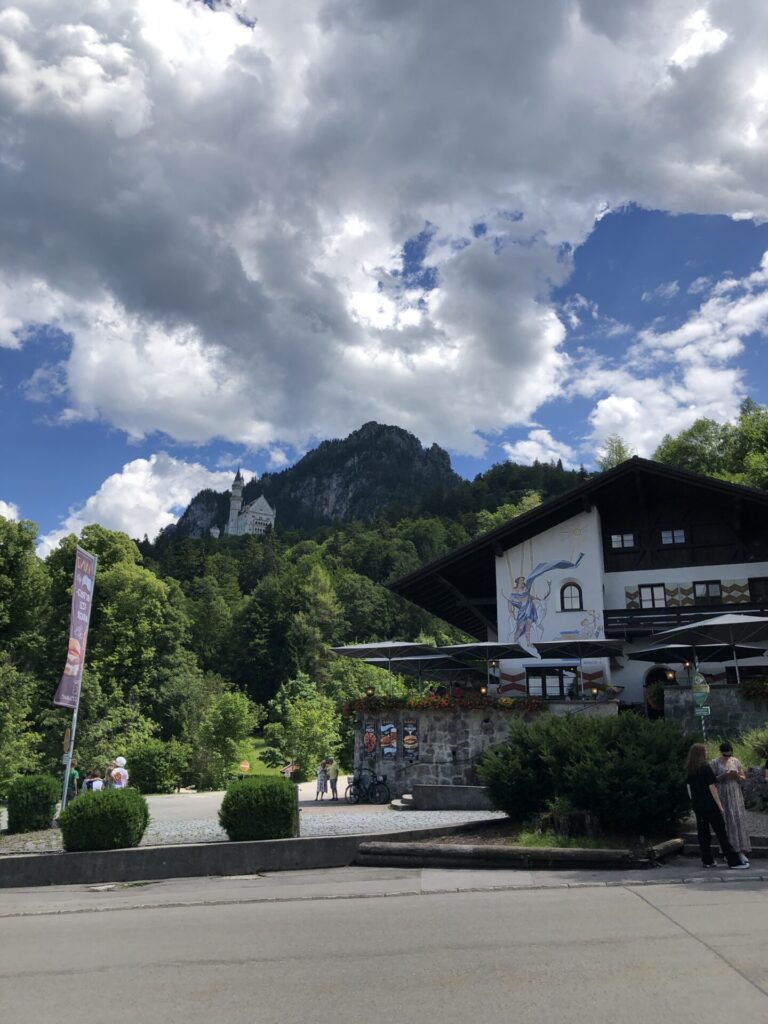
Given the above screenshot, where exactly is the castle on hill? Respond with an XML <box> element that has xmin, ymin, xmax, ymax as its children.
<box><xmin>212</xmin><ymin>470</ymin><xmax>276</xmax><ymax>537</ymax></box>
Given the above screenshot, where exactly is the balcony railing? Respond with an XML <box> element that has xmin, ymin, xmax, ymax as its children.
<box><xmin>603</xmin><ymin>602</ymin><xmax>768</xmax><ymax>638</ymax></box>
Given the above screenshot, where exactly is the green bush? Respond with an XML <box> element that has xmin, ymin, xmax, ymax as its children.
<box><xmin>6</xmin><ymin>774</ymin><xmax>60</xmax><ymax>834</ymax></box>
<box><xmin>219</xmin><ymin>776</ymin><xmax>297</xmax><ymax>841</ymax></box>
<box><xmin>126</xmin><ymin>738</ymin><xmax>191</xmax><ymax>794</ymax></box>
<box><xmin>58</xmin><ymin>788</ymin><xmax>149</xmax><ymax>851</ymax></box>
<box><xmin>478</xmin><ymin>713</ymin><xmax>690</xmax><ymax>836</ymax></box>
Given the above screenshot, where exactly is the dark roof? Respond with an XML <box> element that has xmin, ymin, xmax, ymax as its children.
<box><xmin>388</xmin><ymin>457</ymin><xmax>768</xmax><ymax>639</ymax></box>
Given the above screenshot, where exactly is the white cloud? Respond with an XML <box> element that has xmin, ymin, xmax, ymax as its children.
<box><xmin>641</xmin><ymin>280</ymin><xmax>680</xmax><ymax>302</ymax></box>
<box><xmin>1</xmin><ymin>0</ymin><xmax>768</xmax><ymax>458</ymax></box>
<box><xmin>37</xmin><ymin>453</ymin><xmax>255</xmax><ymax>556</ymax></box>
<box><xmin>502</xmin><ymin>429</ymin><xmax>578</xmax><ymax>468</ymax></box>
<box><xmin>0</xmin><ymin>499</ymin><xmax>19</xmax><ymax>520</ymax></box>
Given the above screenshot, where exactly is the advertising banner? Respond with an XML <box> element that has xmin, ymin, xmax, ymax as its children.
<box><xmin>53</xmin><ymin>547</ymin><xmax>97</xmax><ymax>710</ymax></box>
<box><xmin>402</xmin><ymin>717</ymin><xmax>419</xmax><ymax>762</ymax></box>
<box><xmin>363</xmin><ymin>721</ymin><xmax>377</xmax><ymax>756</ymax></box>
<box><xmin>380</xmin><ymin>720</ymin><xmax>398</xmax><ymax>759</ymax></box>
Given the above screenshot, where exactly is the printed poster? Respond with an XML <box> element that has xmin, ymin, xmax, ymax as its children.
<box><xmin>380</xmin><ymin>720</ymin><xmax>397</xmax><ymax>759</ymax></box>
<box><xmin>402</xmin><ymin>717</ymin><xmax>419</xmax><ymax>762</ymax></box>
<box><xmin>53</xmin><ymin>547</ymin><xmax>97</xmax><ymax>711</ymax></box>
<box><xmin>363</xmin><ymin>720</ymin><xmax>377</xmax><ymax>756</ymax></box>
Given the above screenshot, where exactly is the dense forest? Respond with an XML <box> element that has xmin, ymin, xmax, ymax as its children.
<box><xmin>2</xmin><ymin>403</ymin><xmax>767</xmax><ymax>792</ymax></box>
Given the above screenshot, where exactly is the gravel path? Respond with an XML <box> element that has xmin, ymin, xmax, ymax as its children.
<box><xmin>0</xmin><ymin>807</ymin><xmax>506</xmax><ymax>855</ymax></box>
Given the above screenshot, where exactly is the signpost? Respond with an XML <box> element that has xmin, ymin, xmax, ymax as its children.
<box><xmin>694</xmin><ymin>706</ymin><xmax>711</xmax><ymax>717</ymax></box>
<box><xmin>239</xmin><ymin>760</ymin><xmax>250</xmax><ymax>774</ymax></box>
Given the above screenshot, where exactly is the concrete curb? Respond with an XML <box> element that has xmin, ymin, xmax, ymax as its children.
<box><xmin>355</xmin><ymin>838</ymin><xmax>684</xmax><ymax>871</ymax></box>
<box><xmin>0</xmin><ymin>818</ymin><xmax>503</xmax><ymax>890</ymax></box>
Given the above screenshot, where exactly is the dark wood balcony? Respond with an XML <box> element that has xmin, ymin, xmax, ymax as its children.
<box><xmin>603</xmin><ymin>603</ymin><xmax>768</xmax><ymax>640</ymax></box>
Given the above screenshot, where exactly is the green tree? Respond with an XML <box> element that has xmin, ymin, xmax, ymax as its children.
<box><xmin>654</xmin><ymin>419</ymin><xmax>732</xmax><ymax>476</ymax></box>
<box><xmin>0</xmin><ymin>657</ymin><xmax>41</xmax><ymax>799</ymax></box>
<box><xmin>0</xmin><ymin>517</ymin><xmax>49</xmax><ymax>664</ymax></box>
<box><xmin>474</xmin><ymin>491</ymin><xmax>542</xmax><ymax>534</ymax></box>
<box><xmin>262</xmin><ymin>685</ymin><xmax>341</xmax><ymax>779</ymax></box>
<box><xmin>191</xmin><ymin>691</ymin><xmax>264</xmax><ymax>789</ymax></box>
<box><xmin>596</xmin><ymin>435</ymin><xmax>635</xmax><ymax>471</ymax></box>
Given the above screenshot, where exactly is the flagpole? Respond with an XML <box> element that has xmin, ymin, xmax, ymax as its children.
<box><xmin>60</xmin><ymin>703</ymin><xmax>80</xmax><ymax>813</ymax></box>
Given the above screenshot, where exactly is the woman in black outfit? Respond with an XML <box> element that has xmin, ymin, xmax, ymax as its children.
<box><xmin>685</xmin><ymin>743</ymin><xmax>748</xmax><ymax>869</ymax></box>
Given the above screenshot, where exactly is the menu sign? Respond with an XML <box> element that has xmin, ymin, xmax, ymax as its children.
<box><xmin>403</xmin><ymin>717</ymin><xmax>419</xmax><ymax>762</ymax></box>
<box><xmin>380</xmin><ymin>721</ymin><xmax>398</xmax><ymax>759</ymax></box>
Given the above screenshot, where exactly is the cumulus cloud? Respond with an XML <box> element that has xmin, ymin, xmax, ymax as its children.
<box><xmin>571</xmin><ymin>251</ymin><xmax>768</xmax><ymax>458</ymax></box>
<box><xmin>0</xmin><ymin>499</ymin><xmax>20</xmax><ymax>520</ymax></box>
<box><xmin>502</xmin><ymin>430</ymin><xmax>578</xmax><ymax>468</ymax></box>
<box><xmin>2</xmin><ymin>0</ymin><xmax>768</xmax><ymax>457</ymax></box>
<box><xmin>37</xmin><ymin>453</ymin><xmax>254</xmax><ymax>556</ymax></box>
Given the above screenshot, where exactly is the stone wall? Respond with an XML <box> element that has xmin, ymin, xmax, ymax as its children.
<box><xmin>664</xmin><ymin>686</ymin><xmax>768</xmax><ymax>738</ymax></box>
<box><xmin>352</xmin><ymin>702</ymin><xmax>618</xmax><ymax>798</ymax></box>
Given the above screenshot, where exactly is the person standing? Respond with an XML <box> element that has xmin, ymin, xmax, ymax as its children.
<box><xmin>326</xmin><ymin>759</ymin><xmax>339</xmax><ymax>801</ymax></box>
<box><xmin>104</xmin><ymin>760</ymin><xmax>117</xmax><ymax>789</ymax></box>
<box><xmin>67</xmin><ymin>757</ymin><xmax>80</xmax><ymax>801</ymax></box>
<box><xmin>711</xmin><ymin>742</ymin><xmax>751</xmax><ymax>866</ymax></box>
<box><xmin>315</xmin><ymin>760</ymin><xmax>328</xmax><ymax>801</ymax></box>
<box><xmin>686</xmin><ymin>743</ymin><xmax>747</xmax><ymax>869</ymax></box>
<box><xmin>111</xmin><ymin>756</ymin><xmax>129</xmax><ymax>789</ymax></box>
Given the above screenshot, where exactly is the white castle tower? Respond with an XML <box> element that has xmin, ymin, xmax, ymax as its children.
<box><xmin>226</xmin><ymin>469</ymin><xmax>245</xmax><ymax>535</ymax></box>
<box><xmin>223</xmin><ymin>470</ymin><xmax>276</xmax><ymax>537</ymax></box>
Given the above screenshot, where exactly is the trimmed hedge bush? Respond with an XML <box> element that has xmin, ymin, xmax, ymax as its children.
<box><xmin>58</xmin><ymin>788</ymin><xmax>150</xmax><ymax>851</ymax></box>
<box><xmin>7</xmin><ymin>774</ymin><xmax>60</xmax><ymax>834</ymax></box>
<box><xmin>478</xmin><ymin>713</ymin><xmax>690</xmax><ymax>836</ymax></box>
<box><xmin>219</xmin><ymin>776</ymin><xmax>297</xmax><ymax>841</ymax></box>
<box><xmin>127</xmin><ymin>738</ymin><xmax>191</xmax><ymax>794</ymax></box>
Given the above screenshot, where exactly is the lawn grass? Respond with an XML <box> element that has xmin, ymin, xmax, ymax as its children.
<box><xmin>240</xmin><ymin>737</ymin><xmax>281</xmax><ymax>778</ymax></box>
<box><xmin>513</xmin><ymin>830</ymin><xmax>625</xmax><ymax>850</ymax></box>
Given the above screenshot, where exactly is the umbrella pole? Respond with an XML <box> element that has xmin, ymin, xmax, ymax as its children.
<box><xmin>733</xmin><ymin>646</ymin><xmax>742</xmax><ymax>686</ymax></box>
<box><xmin>579</xmin><ymin>655</ymin><xmax>584</xmax><ymax>700</ymax></box>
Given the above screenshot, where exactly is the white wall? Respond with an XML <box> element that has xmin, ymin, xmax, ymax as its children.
<box><xmin>493</xmin><ymin>509</ymin><xmax>610</xmax><ymax>694</ymax></box>
<box><xmin>604</xmin><ymin>560</ymin><xmax>768</xmax><ymax>608</ymax></box>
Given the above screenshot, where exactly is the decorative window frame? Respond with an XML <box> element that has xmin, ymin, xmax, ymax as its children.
<box><xmin>559</xmin><ymin>580</ymin><xmax>584</xmax><ymax>612</ymax></box>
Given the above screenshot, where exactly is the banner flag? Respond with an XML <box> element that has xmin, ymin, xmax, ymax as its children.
<box><xmin>53</xmin><ymin>547</ymin><xmax>97</xmax><ymax>710</ymax></box>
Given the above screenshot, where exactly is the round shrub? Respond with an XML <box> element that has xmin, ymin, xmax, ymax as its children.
<box><xmin>58</xmin><ymin>788</ymin><xmax>149</xmax><ymax>852</ymax></box>
<box><xmin>219</xmin><ymin>777</ymin><xmax>297</xmax><ymax>841</ymax></box>
<box><xmin>478</xmin><ymin>713</ymin><xmax>690</xmax><ymax>836</ymax></box>
<box><xmin>127</xmin><ymin>738</ymin><xmax>190</xmax><ymax>794</ymax></box>
<box><xmin>7</xmin><ymin>775</ymin><xmax>60</xmax><ymax>834</ymax></box>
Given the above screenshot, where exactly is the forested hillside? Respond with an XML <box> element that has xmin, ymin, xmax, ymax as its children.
<box><xmin>3</xmin><ymin>403</ymin><xmax>768</xmax><ymax>792</ymax></box>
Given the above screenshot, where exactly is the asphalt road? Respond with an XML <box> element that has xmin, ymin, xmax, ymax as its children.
<box><xmin>3</xmin><ymin>868</ymin><xmax>768</xmax><ymax>1024</ymax></box>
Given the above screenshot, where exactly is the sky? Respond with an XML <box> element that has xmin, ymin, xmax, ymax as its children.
<box><xmin>2</xmin><ymin>0</ymin><xmax>768</xmax><ymax>554</ymax></box>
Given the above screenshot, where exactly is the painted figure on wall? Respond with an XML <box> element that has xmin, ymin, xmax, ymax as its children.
<box><xmin>506</xmin><ymin>552</ymin><xmax>585</xmax><ymax>655</ymax></box>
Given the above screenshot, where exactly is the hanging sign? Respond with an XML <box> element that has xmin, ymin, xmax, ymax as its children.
<box><xmin>692</xmin><ymin>673</ymin><xmax>710</xmax><ymax>708</ymax></box>
<box><xmin>694</xmin><ymin>706</ymin><xmax>711</xmax><ymax>717</ymax></box>
<box><xmin>402</xmin><ymin>717</ymin><xmax>419</xmax><ymax>762</ymax></box>
<box><xmin>53</xmin><ymin>547</ymin><xmax>97</xmax><ymax>711</ymax></box>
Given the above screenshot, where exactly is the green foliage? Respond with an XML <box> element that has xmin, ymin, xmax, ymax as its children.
<box><xmin>0</xmin><ymin>517</ymin><xmax>49</xmax><ymax>663</ymax></box>
<box><xmin>596</xmin><ymin>434</ymin><xmax>635</xmax><ymax>471</ymax></box>
<box><xmin>191</xmin><ymin>691</ymin><xmax>264</xmax><ymax>789</ymax></box>
<box><xmin>0</xmin><ymin>658</ymin><xmax>41</xmax><ymax>799</ymax></box>
<box><xmin>58</xmin><ymin>788</ymin><xmax>150</xmax><ymax>851</ymax></box>
<box><xmin>728</xmin><ymin>725</ymin><xmax>768</xmax><ymax>767</ymax></box>
<box><xmin>654</xmin><ymin>419</ymin><xmax>732</xmax><ymax>476</ymax></box>
<box><xmin>474</xmin><ymin>491</ymin><xmax>542</xmax><ymax>535</ymax></box>
<box><xmin>479</xmin><ymin>714</ymin><xmax>690</xmax><ymax>835</ymax></box>
<box><xmin>126</xmin><ymin>738</ymin><xmax>191</xmax><ymax>794</ymax></box>
<box><xmin>218</xmin><ymin>776</ymin><xmax>297</xmax><ymax>841</ymax></box>
<box><xmin>6</xmin><ymin>774</ymin><xmax>59</xmax><ymax>834</ymax></box>
<box><xmin>262</xmin><ymin>676</ymin><xmax>341</xmax><ymax>778</ymax></box>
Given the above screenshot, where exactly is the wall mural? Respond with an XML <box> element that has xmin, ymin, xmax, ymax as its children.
<box><xmin>504</xmin><ymin>546</ymin><xmax>585</xmax><ymax>655</ymax></box>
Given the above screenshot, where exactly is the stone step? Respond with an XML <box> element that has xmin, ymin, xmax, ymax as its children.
<box><xmin>390</xmin><ymin>794</ymin><xmax>415</xmax><ymax>811</ymax></box>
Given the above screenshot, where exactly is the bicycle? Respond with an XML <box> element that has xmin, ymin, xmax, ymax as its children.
<box><xmin>344</xmin><ymin>768</ymin><xmax>390</xmax><ymax>805</ymax></box>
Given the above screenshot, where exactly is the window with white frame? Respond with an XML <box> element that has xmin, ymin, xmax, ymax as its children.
<box><xmin>661</xmin><ymin>528</ymin><xmax>685</xmax><ymax>545</ymax></box>
<box><xmin>610</xmin><ymin>532</ymin><xmax>636</xmax><ymax>549</ymax></box>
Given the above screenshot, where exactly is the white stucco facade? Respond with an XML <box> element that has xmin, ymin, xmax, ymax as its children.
<box><xmin>225</xmin><ymin>472</ymin><xmax>276</xmax><ymax>536</ymax></box>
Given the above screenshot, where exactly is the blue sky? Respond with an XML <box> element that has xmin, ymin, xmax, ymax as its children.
<box><xmin>2</xmin><ymin>2</ymin><xmax>768</xmax><ymax>550</ymax></box>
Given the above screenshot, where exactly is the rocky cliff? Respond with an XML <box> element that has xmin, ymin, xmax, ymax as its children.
<box><xmin>169</xmin><ymin>422</ymin><xmax>461</xmax><ymax>538</ymax></box>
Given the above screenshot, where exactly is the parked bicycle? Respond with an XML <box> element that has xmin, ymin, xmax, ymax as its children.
<box><xmin>344</xmin><ymin>768</ymin><xmax>390</xmax><ymax>805</ymax></box>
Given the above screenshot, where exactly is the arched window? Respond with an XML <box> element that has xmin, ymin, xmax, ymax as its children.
<box><xmin>561</xmin><ymin>582</ymin><xmax>583</xmax><ymax>611</ymax></box>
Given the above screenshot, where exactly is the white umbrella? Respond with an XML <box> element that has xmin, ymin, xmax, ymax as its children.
<box><xmin>331</xmin><ymin>642</ymin><xmax>436</xmax><ymax>694</ymax></box>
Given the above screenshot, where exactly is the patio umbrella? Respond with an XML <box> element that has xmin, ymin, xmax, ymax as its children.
<box><xmin>436</xmin><ymin>642</ymin><xmax>530</xmax><ymax>692</ymax></box>
<box><xmin>653</xmin><ymin>614</ymin><xmax>768</xmax><ymax>684</ymax></box>
<box><xmin>533</xmin><ymin>639</ymin><xmax>625</xmax><ymax>698</ymax></box>
<box><xmin>628</xmin><ymin>644</ymin><xmax>766</xmax><ymax>664</ymax></box>
<box><xmin>363</xmin><ymin>655</ymin><xmax>481</xmax><ymax>692</ymax></box>
<box><xmin>330</xmin><ymin>642</ymin><xmax>436</xmax><ymax>693</ymax></box>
